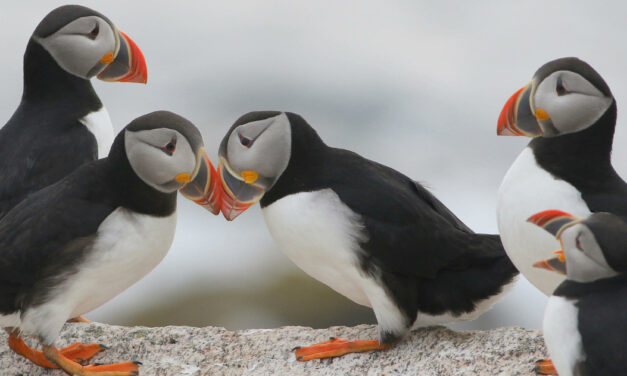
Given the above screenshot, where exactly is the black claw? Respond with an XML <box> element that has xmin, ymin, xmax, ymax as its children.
<box><xmin>93</xmin><ymin>362</ymin><xmax>104</xmax><ymax>366</ymax></box>
<box><xmin>291</xmin><ymin>346</ymin><xmax>301</xmax><ymax>351</ymax></box>
<box><xmin>329</xmin><ymin>337</ymin><xmax>336</xmax><ymax>340</ymax></box>
<box><xmin>99</xmin><ymin>344</ymin><xmax>109</xmax><ymax>350</ymax></box>
<box><xmin>297</xmin><ymin>356</ymin><xmax>304</xmax><ymax>361</ymax></box>
<box><xmin>133</xmin><ymin>361</ymin><xmax>143</xmax><ymax>365</ymax></box>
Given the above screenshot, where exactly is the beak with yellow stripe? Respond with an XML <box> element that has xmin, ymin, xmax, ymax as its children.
<box><xmin>527</xmin><ymin>209</ymin><xmax>584</xmax><ymax>275</ymax></box>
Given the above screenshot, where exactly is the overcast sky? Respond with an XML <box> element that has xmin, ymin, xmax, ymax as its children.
<box><xmin>1</xmin><ymin>1</ymin><xmax>626</xmax><ymax>329</ymax></box>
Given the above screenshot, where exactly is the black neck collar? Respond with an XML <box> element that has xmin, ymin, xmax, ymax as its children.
<box><xmin>260</xmin><ymin>113</ymin><xmax>327</xmax><ymax>207</ymax></box>
<box><xmin>103</xmin><ymin>133</ymin><xmax>177</xmax><ymax>217</ymax></box>
<box><xmin>21</xmin><ymin>39</ymin><xmax>101</xmax><ymax>113</ymax></box>
<box><xmin>529</xmin><ymin>100</ymin><xmax>619</xmax><ymax>189</ymax></box>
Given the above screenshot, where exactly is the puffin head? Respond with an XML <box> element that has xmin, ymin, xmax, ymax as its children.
<box><xmin>120</xmin><ymin>111</ymin><xmax>221</xmax><ymax>213</ymax></box>
<box><xmin>497</xmin><ymin>57</ymin><xmax>613</xmax><ymax>138</ymax></box>
<box><xmin>215</xmin><ymin>111</ymin><xmax>296</xmax><ymax>220</ymax></box>
<box><xmin>31</xmin><ymin>5</ymin><xmax>147</xmax><ymax>83</ymax></box>
<box><xmin>528</xmin><ymin>210</ymin><xmax>627</xmax><ymax>283</ymax></box>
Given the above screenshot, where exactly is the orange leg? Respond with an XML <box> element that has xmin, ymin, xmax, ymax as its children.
<box><xmin>8</xmin><ymin>334</ymin><xmax>105</xmax><ymax>368</ymax></box>
<box><xmin>42</xmin><ymin>345</ymin><xmax>140</xmax><ymax>376</ymax></box>
<box><xmin>68</xmin><ymin>316</ymin><xmax>92</xmax><ymax>323</ymax></box>
<box><xmin>534</xmin><ymin>358</ymin><xmax>558</xmax><ymax>375</ymax></box>
<box><xmin>293</xmin><ymin>337</ymin><xmax>389</xmax><ymax>361</ymax></box>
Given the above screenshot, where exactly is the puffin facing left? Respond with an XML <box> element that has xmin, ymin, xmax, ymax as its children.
<box><xmin>0</xmin><ymin>111</ymin><xmax>220</xmax><ymax>375</ymax></box>
<box><xmin>0</xmin><ymin>5</ymin><xmax>148</xmax><ymax>220</ymax></box>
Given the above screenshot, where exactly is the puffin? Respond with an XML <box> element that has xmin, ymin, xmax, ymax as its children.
<box><xmin>0</xmin><ymin>111</ymin><xmax>220</xmax><ymax>375</ymax></box>
<box><xmin>0</xmin><ymin>5</ymin><xmax>148</xmax><ymax>220</ymax></box>
<box><xmin>212</xmin><ymin>111</ymin><xmax>518</xmax><ymax>361</ymax></box>
<box><xmin>496</xmin><ymin>57</ymin><xmax>627</xmax><ymax>295</ymax></box>
<box><xmin>528</xmin><ymin>209</ymin><xmax>627</xmax><ymax>376</ymax></box>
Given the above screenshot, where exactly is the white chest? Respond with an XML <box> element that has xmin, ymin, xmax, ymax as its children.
<box><xmin>79</xmin><ymin>106</ymin><xmax>115</xmax><ymax>159</ymax></box>
<box><xmin>262</xmin><ymin>190</ymin><xmax>371</xmax><ymax>307</ymax></box>
<box><xmin>21</xmin><ymin>208</ymin><xmax>177</xmax><ymax>343</ymax></box>
<box><xmin>543</xmin><ymin>296</ymin><xmax>585</xmax><ymax>376</ymax></box>
<box><xmin>497</xmin><ymin>148</ymin><xmax>591</xmax><ymax>295</ymax></box>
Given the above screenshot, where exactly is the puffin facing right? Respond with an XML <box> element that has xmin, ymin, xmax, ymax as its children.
<box><xmin>529</xmin><ymin>210</ymin><xmax>627</xmax><ymax>376</ymax></box>
<box><xmin>0</xmin><ymin>111</ymin><xmax>220</xmax><ymax>375</ymax></box>
<box><xmin>214</xmin><ymin>111</ymin><xmax>518</xmax><ymax>361</ymax></box>
<box><xmin>496</xmin><ymin>57</ymin><xmax>627</xmax><ymax>295</ymax></box>
<box><xmin>0</xmin><ymin>5</ymin><xmax>147</xmax><ymax>220</ymax></box>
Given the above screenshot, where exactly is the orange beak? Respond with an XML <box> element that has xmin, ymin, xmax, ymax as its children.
<box><xmin>179</xmin><ymin>149</ymin><xmax>222</xmax><ymax>215</ymax></box>
<box><xmin>497</xmin><ymin>83</ymin><xmax>542</xmax><ymax>137</ymax></box>
<box><xmin>97</xmin><ymin>30</ymin><xmax>147</xmax><ymax>84</ymax></box>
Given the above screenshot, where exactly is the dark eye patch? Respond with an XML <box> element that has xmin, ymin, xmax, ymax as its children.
<box><xmin>556</xmin><ymin>76</ymin><xmax>568</xmax><ymax>96</ymax></box>
<box><xmin>162</xmin><ymin>137</ymin><xmax>177</xmax><ymax>156</ymax></box>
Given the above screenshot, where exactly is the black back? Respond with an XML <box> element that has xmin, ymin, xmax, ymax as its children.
<box><xmin>554</xmin><ymin>275</ymin><xmax>627</xmax><ymax>375</ymax></box>
<box><xmin>261</xmin><ymin>113</ymin><xmax>518</xmax><ymax>334</ymax></box>
<box><xmin>0</xmin><ymin>20</ymin><xmax>104</xmax><ymax>219</ymax></box>
<box><xmin>0</xmin><ymin>129</ymin><xmax>176</xmax><ymax>315</ymax></box>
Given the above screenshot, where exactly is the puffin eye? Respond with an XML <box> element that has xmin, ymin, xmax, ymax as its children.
<box><xmin>556</xmin><ymin>77</ymin><xmax>568</xmax><ymax>96</ymax></box>
<box><xmin>162</xmin><ymin>138</ymin><xmax>177</xmax><ymax>156</ymax></box>
<box><xmin>239</xmin><ymin>134</ymin><xmax>253</xmax><ymax>148</ymax></box>
<box><xmin>575</xmin><ymin>233</ymin><xmax>583</xmax><ymax>251</ymax></box>
<box><xmin>88</xmin><ymin>23</ymin><xmax>99</xmax><ymax>39</ymax></box>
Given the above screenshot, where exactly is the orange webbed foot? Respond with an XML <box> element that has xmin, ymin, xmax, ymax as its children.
<box><xmin>68</xmin><ymin>316</ymin><xmax>92</xmax><ymax>323</ymax></box>
<box><xmin>8</xmin><ymin>334</ymin><xmax>105</xmax><ymax>368</ymax></box>
<box><xmin>293</xmin><ymin>337</ymin><xmax>388</xmax><ymax>361</ymax></box>
<box><xmin>534</xmin><ymin>358</ymin><xmax>558</xmax><ymax>375</ymax></box>
<box><xmin>43</xmin><ymin>345</ymin><xmax>139</xmax><ymax>375</ymax></box>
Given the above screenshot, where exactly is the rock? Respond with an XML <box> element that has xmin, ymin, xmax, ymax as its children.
<box><xmin>0</xmin><ymin>323</ymin><xmax>547</xmax><ymax>375</ymax></box>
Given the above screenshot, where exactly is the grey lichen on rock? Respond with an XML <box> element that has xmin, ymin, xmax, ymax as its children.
<box><xmin>0</xmin><ymin>323</ymin><xmax>547</xmax><ymax>375</ymax></box>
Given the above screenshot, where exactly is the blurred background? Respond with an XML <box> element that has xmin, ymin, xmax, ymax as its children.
<box><xmin>1</xmin><ymin>1</ymin><xmax>625</xmax><ymax>331</ymax></box>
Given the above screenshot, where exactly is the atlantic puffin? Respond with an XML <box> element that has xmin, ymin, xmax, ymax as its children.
<box><xmin>0</xmin><ymin>5</ymin><xmax>148</xmax><ymax>220</ymax></box>
<box><xmin>496</xmin><ymin>57</ymin><xmax>627</xmax><ymax>295</ymax></box>
<box><xmin>0</xmin><ymin>111</ymin><xmax>220</xmax><ymax>375</ymax></box>
<box><xmin>213</xmin><ymin>111</ymin><xmax>518</xmax><ymax>361</ymax></box>
<box><xmin>529</xmin><ymin>209</ymin><xmax>627</xmax><ymax>376</ymax></box>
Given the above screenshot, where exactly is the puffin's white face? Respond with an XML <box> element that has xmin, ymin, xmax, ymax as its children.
<box><xmin>533</xmin><ymin>71</ymin><xmax>613</xmax><ymax>136</ymax></box>
<box><xmin>560</xmin><ymin>224</ymin><xmax>618</xmax><ymax>283</ymax></box>
<box><xmin>125</xmin><ymin>128</ymin><xmax>197</xmax><ymax>193</ymax></box>
<box><xmin>35</xmin><ymin>16</ymin><xmax>118</xmax><ymax>79</ymax></box>
<box><xmin>218</xmin><ymin>112</ymin><xmax>292</xmax><ymax>220</ymax></box>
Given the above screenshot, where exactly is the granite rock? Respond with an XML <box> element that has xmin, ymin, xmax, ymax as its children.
<box><xmin>0</xmin><ymin>323</ymin><xmax>547</xmax><ymax>375</ymax></box>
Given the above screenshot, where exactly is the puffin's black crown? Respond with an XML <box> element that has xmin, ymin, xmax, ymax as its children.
<box><xmin>33</xmin><ymin>5</ymin><xmax>111</xmax><ymax>38</ymax></box>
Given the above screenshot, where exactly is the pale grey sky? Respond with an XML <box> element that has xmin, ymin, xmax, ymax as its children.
<box><xmin>1</xmin><ymin>1</ymin><xmax>626</xmax><ymax>329</ymax></box>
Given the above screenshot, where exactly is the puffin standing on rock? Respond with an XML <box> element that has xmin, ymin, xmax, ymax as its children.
<box><xmin>529</xmin><ymin>210</ymin><xmax>627</xmax><ymax>376</ymax></box>
<box><xmin>496</xmin><ymin>57</ymin><xmax>627</xmax><ymax>295</ymax></box>
<box><xmin>0</xmin><ymin>5</ymin><xmax>148</xmax><ymax>220</ymax></box>
<box><xmin>214</xmin><ymin>111</ymin><xmax>518</xmax><ymax>361</ymax></box>
<box><xmin>0</xmin><ymin>111</ymin><xmax>220</xmax><ymax>375</ymax></box>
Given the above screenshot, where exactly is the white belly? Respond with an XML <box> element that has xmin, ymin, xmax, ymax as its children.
<box><xmin>20</xmin><ymin>208</ymin><xmax>177</xmax><ymax>344</ymax></box>
<box><xmin>543</xmin><ymin>296</ymin><xmax>584</xmax><ymax>376</ymax></box>
<box><xmin>79</xmin><ymin>106</ymin><xmax>115</xmax><ymax>159</ymax></box>
<box><xmin>497</xmin><ymin>148</ymin><xmax>591</xmax><ymax>295</ymax></box>
<box><xmin>262</xmin><ymin>190</ymin><xmax>408</xmax><ymax>338</ymax></box>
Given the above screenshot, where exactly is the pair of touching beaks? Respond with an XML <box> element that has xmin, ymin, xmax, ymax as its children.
<box><xmin>528</xmin><ymin>209</ymin><xmax>583</xmax><ymax>275</ymax></box>
<box><xmin>177</xmin><ymin>152</ymin><xmax>261</xmax><ymax>221</ymax></box>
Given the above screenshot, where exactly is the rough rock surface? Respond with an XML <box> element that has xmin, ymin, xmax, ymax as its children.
<box><xmin>0</xmin><ymin>323</ymin><xmax>547</xmax><ymax>375</ymax></box>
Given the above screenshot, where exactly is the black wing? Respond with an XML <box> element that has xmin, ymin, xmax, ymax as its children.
<box><xmin>0</xmin><ymin>162</ymin><xmax>114</xmax><ymax>314</ymax></box>
<box><xmin>326</xmin><ymin>149</ymin><xmax>503</xmax><ymax>278</ymax></box>
<box><xmin>0</xmin><ymin>105</ymin><xmax>97</xmax><ymax>219</ymax></box>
